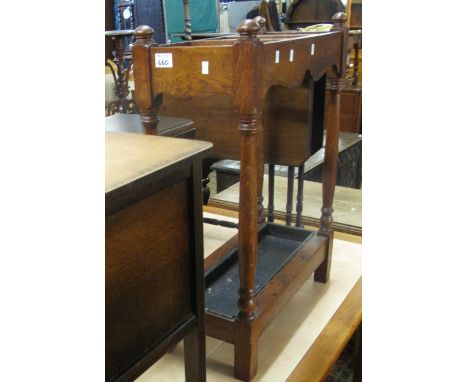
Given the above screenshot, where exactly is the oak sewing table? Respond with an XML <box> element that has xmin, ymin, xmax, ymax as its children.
<box><xmin>132</xmin><ymin>14</ymin><xmax>348</xmax><ymax>381</ymax></box>
<box><xmin>105</xmin><ymin>132</ymin><xmax>212</xmax><ymax>381</ymax></box>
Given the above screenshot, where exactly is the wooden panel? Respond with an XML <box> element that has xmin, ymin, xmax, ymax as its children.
<box><xmin>106</xmin><ymin>180</ymin><xmax>192</xmax><ymax>380</ymax></box>
<box><xmin>255</xmin><ymin>233</ymin><xmax>327</xmax><ymax>335</ymax></box>
<box><xmin>150</xmin><ymin>46</ymin><xmax>234</xmax><ymax>98</ymax></box>
<box><xmin>159</xmin><ymin>93</ymin><xmax>239</xmax><ymax>160</ymax></box>
<box><xmin>159</xmin><ymin>82</ymin><xmax>320</xmax><ymax>166</ymax></box>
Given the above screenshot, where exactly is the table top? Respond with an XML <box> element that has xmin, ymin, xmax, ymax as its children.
<box><xmin>105</xmin><ymin>132</ymin><xmax>212</xmax><ymax>193</ymax></box>
<box><xmin>105</xmin><ymin>114</ymin><xmax>195</xmax><ymax>137</ymax></box>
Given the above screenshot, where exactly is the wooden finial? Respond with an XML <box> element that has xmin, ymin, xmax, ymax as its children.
<box><xmin>182</xmin><ymin>0</ymin><xmax>192</xmax><ymax>41</ymax></box>
<box><xmin>331</xmin><ymin>12</ymin><xmax>347</xmax><ymax>28</ymax></box>
<box><xmin>237</xmin><ymin>19</ymin><xmax>261</xmax><ymax>37</ymax></box>
<box><xmin>253</xmin><ymin>16</ymin><xmax>267</xmax><ymax>34</ymax></box>
<box><xmin>134</xmin><ymin>25</ymin><xmax>155</xmax><ymax>44</ymax></box>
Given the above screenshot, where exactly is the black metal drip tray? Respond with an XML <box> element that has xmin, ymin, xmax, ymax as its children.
<box><xmin>205</xmin><ymin>223</ymin><xmax>316</xmax><ymax>319</ymax></box>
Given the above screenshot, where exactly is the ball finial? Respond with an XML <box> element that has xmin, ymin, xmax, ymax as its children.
<box><xmin>134</xmin><ymin>25</ymin><xmax>155</xmax><ymax>40</ymax></box>
<box><xmin>253</xmin><ymin>16</ymin><xmax>266</xmax><ymax>28</ymax></box>
<box><xmin>331</xmin><ymin>12</ymin><xmax>347</xmax><ymax>23</ymax></box>
<box><xmin>237</xmin><ymin>19</ymin><xmax>261</xmax><ymax>36</ymax></box>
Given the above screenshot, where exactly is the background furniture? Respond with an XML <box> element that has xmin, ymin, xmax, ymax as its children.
<box><xmin>131</xmin><ymin>0</ymin><xmax>166</xmax><ymax>43</ymax></box>
<box><xmin>105</xmin><ymin>113</ymin><xmax>195</xmax><ymax>138</ymax></box>
<box><xmin>105</xmin><ymin>30</ymin><xmax>136</xmax><ymax>116</ymax></box>
<box><xmin>132</xmin><ymin>13</ymin><xmax>348</xmax><ymax>380</ymax></box>
<box><xmin>209</xmin><ymin>177</ymin><xmax>362</xmax><ymax>236</ymax></box>
<box><xmin>284</xmin><ymin>0</ymin><xmax>362</xmax><ymax>133</ymax></box>
<box><xmin>106</xmin><ymin>132</ymin><xmax>212</xmax><ymax>381</ymax></box>
<box><xmin>211</xmin><ymin>132</ymin><xmax>362</xmax><ymax>194</ymax></box>
<box><xmin>305</xmin><ymin>132</ymin><xmax>361</xmax><ymax>189</ymax></box>
<box><xmin>284</xmin><ymin>0</ymin><xmax>345</xmax><ymax>26</ymax></box>
<box><xmin>165</xmin><ymin>0</ymin><xmax>218</xmax><ymax>41</ymax></box>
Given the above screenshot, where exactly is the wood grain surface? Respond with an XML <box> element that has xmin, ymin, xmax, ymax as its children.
<box><xmin>105</xmin><ymin>132</ymin><xmax>212</xmax><ymax>193</ymax></box>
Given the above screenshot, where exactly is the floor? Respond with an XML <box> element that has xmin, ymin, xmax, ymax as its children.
<box><xmin>136</xmin><ymin>215</ymin><xmax>362</xmax><ymax>382</ymax></box>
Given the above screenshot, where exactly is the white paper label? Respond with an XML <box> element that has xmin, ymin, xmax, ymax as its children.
<box><xmin>289</xmin><ymin>49</ymin><xmax>294</xmax><ymax>62</ymax></box>
<box><xmin>202</xmin><ymin>61</ymin><xmax>209</xmax><ymax>75</ymax></box>
<box><xmin>275</xmin><ymin>50</ymin><xmax>280</xmax><ymax>64</ymax></box>
<box><xmin>311</xmin><ymin>43</ymin><xmax>315</xmax><ymax>55</ymax></box>
<box><xmin>155</xmin><ymin>53</ymin><xmax>173</xmax><ymax>68</ymax></box>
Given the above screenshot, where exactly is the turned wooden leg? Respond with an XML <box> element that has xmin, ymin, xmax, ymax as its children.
<box><xmin>285</xmin><ymin>166</ymin><xmax>295</xmax><ymax>226</ymax></box>
<box><xmin>139</xmin><ymin>93</ymin><xmax>163</xmax><ymax>133</ymax></box>
<box><xmin>315</xmin><ymin>78</ymin><xmax>342</xmax><ymax>283</ymax></box>
<box><xmin>233</xmin><ymin>20</ymin><xmax>261</xmax><ymax>381</ymax></box>
<box><xmin>201</xmin><ymin>160</ymin><xmax>213</xmax><ymax>205</ymax></box>
<box><xmin>237</xmin><ymin>112</ymin><xmax>258</xmax><ymax>319</ymax></box>
<box><xmin>257</xmin><ymin>110</ymin><xmax>265</xmax><ymax>225</ymax></box>
<box><xmin>295</xmin><ymin>164</ymin><xmax>305</xmax><ymax>228</ymax></box>
<box><xmin>268</xmin><ymin>164</ymin><xmax>275</xmax><ymax>222</ymax></box>
<box><xmin>234</xmin><ymin>321</ymin><xmax>258</xmax><ymax>381</ymax></box>
<box><xmin>235</xmin><ymin>112</ymin><xmax>259</xmax><ymax>381</ymax></box>
<box><xmin>139</xmin><ymin>107</ymin><xmax>159</xmax><ymax>132</ymax></box>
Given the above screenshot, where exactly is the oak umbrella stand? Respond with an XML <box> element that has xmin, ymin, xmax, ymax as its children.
<box><xmin>132</xmin><ymin>13</ymin><xmax>347</xmax><ymax>381</ymax></box>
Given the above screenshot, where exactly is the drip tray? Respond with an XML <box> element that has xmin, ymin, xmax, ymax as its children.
<box><xmin>205</xmin><ymin>223</ymin><xmax>317</xmax><ymax>319</ymax></box>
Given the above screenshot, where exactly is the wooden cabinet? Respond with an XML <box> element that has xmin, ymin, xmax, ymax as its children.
<box><xmin>105</xmin><ymin>132</ymin><xmax>212</xmax><ymax>381</ymax></box>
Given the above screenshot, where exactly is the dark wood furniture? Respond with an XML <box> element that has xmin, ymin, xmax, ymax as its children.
<box><xmin>105</xmin><ymin>132</ymin><xmax>212</xmax><ymax>382</ymax></box>
<box><xmin>105</xmin><ymin>113</ymin><xmax>195</xmax><ymax>138</ymax></box>
<box><xmin>305</xmin><ymin>132</ymin><xmax>361</xmax><ymax>188</ymax></box>
<box><xmin>285</xmin><ymin>0</ymin><xmax>362</xmax><ymax>133</ymax></box>
<box><xmin>132</xmin><ymin>14</ymin><xmax>347</xmax><ymax>380</ymax></box>
<box><xmin>104</xmin><ymin>112</ymin><xmax>211</xmax><ymax>202</ymax></box>
<box><xmin>285</xmin><ymin>0</ymin><xmax>345</xmax><ymax>25</ymax></box>
<box><xmin>105</xmin><ymin>30</ymin><xmax>136</xmax><ymax>116</ymax></box>
<box><xmin>211</xmin><ymin>132</ymin><xmax>362</xmax><ymax>193</ymax></box>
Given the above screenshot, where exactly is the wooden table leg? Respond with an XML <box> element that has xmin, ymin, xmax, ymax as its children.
<box><xmin>315</xmin><ymin>12</ymin><xmax>347</xmax><ymax>283</ymax></box>
<box><xmin>286</xmin><ymin>166</ymin><xmax>295</xmax><ymax>226</ymax></box>
<box><xmin>268</xmin><ymin>164</ymin><xmax>275</xmax><ymax>222</ymax></box>
<box><xmin>315</xmin><ymin>78</ymin><xmax>342</xmax><ymax>283</ymax></box>
<box><xmin>296</xmin><ymin>164</ymin><xmax>305</xmax><ymax>228</ymax></box>
<box><xmin>233</xmin><ymin>19</ymin><xmax>262</xmax><ymax>381</ymax></box>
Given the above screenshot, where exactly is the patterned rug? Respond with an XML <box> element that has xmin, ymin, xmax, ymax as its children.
<box><xmin>325</xmin><ymin>327</ymin><xmax>361</xmax><ymax>382</ymax></box>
